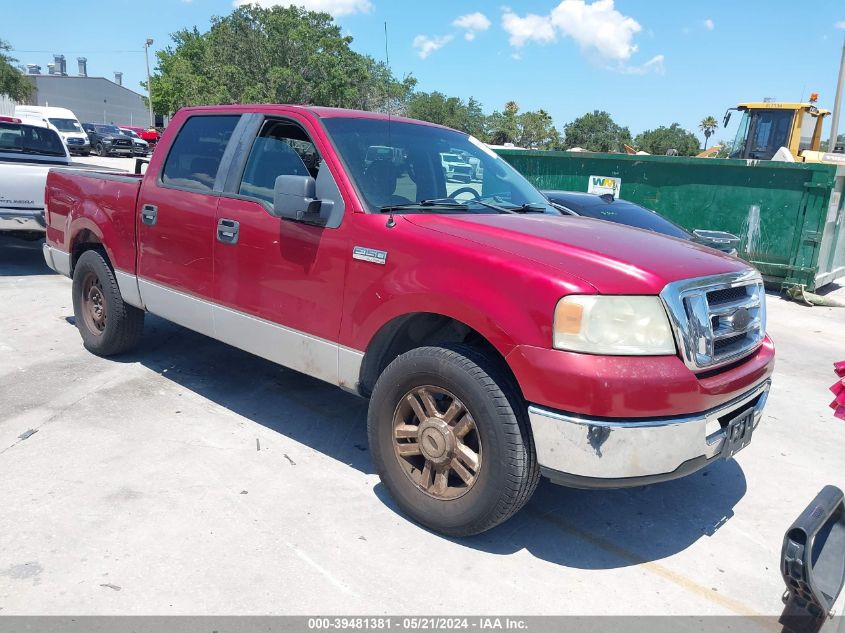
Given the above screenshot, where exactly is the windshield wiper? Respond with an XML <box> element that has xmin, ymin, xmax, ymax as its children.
<box><xmin>379</xmin><ymin>201</ymin><xmax>469</xmax><ymax>213</ymax></box>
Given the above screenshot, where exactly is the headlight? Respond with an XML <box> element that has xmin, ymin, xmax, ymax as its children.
<box><xmin>553</xmin><ymin>295</ymin><xmax>676</xmax><ymax>355</ymax></box>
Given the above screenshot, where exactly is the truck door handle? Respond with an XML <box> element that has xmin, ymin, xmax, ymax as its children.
<box><xmin>141</xmin><ymin>204</ymin><xmax>158</xmax><ymax>225</ymax></box>
<box><xmin>217</xmin><ymin>218</ymin><xmax>239</xmax><ymax>245</ymax></box>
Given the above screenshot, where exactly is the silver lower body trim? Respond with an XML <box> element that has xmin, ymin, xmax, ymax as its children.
<box><xmin>115</xmin><ymin>270</ymin><xmax>145</xmax><ymax>309</ymax></box>
<box><xmin>136</xmin><ymin>277</ymin><xmax>363</xmax><ymax>391</ymax></box>
<box><xmin>42</xmin><ymin>243</ymin><xmax>71</xmax><ymax>277</ymax></box>
<box><xmin>528</xmin><ymin>380</ymin><xmax>770</xmax><ymax>484</ymax></box>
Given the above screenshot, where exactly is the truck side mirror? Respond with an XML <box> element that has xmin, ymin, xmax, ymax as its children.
<box><xmin>272</xmin><ymin>174</ymin><xmax>331</xmax><ymax>225</ymax></box>
<box><xmin>780</xmin><ymin>485</ymin><xmax>845</xmax><ymax>633</ymax></box>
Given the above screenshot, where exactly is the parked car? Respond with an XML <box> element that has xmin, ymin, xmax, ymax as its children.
<box><xmin>119</xmin><ymin>127</ymin><xmax>150</xmax><ymax>156</ymax></box>
<box><xmin>440</xmin><ymin>151</ymin><xmax>473</xmax><ymax>182</ymax></box>
<box><xmin>0</xmin><ymin>116</ymin><xmax>70</xmax><ymax>239</ymax></box>
<box><xmin>121</xmin><ymin>125</ymin><xmax>160</xmax><ymax>148</ymax></box>
<box><xmin>43</xmin><ymin>105</ymin><xmax>774</xmax><ymax>536</ymax></box>
<box><xmin>543</xmin><ymin>190</ymin><xmax>741</xmax><ymax>255</ymax></box>
<box><xmin>81</xmin><ymin>123</ymin><xmax>134</xmax><ymax>157</ymax></box>
<box><xmin>15</xmin><ymin>105</ymin><xmax>90</xmax><ymax>155</ymax></box>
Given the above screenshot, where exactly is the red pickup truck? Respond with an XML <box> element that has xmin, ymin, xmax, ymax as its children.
<box><xmin>43</xmin><ymin>105</ymin><xmax>775</xmax><ymax>536</ymax></box>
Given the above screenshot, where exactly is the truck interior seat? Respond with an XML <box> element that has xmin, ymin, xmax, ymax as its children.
<box><xmin>361</xmin><ymin>159</ymin><xmax>411</xmax><ymax>208</ymax></box>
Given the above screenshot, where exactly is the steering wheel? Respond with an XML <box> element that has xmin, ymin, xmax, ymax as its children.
<box><xmin>450</xmin><ymin>186</ymin><xmax>480</xmax><ymax>201</ymax></box>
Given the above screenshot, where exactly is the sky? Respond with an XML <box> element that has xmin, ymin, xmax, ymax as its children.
<box><xmin>4</xmin><ymin>0</ymin><xmax>845</xmax><ymax>144</ymax></box>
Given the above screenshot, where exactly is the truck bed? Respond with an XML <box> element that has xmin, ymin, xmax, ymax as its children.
<box><xmin>45</xmin><ymin>168</ymin><xmax>143</xmax><ymax>274</ymax></box>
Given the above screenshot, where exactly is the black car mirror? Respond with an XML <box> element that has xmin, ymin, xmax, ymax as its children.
<box><xmin>780</xmin><ymin>485</ymin><xmax>845</xmax><ymax>633</ymax></box>
<box><xmin>272</xmin><ymin>174</ymin><xmax>329</xmax><ymax>225</ymax></box>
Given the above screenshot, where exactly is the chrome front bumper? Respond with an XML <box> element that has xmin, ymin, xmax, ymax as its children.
<box><xmin>528</xmin><ymin>380</ymin><xmax>770</xmax><ymax>489</ymax></box>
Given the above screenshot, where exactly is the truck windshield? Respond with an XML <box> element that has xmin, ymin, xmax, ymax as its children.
<box><xmin>49</xmin><ymin>118</ymin><xmax>83</xmax><ymax>133</ymax></box>
<box><xmin>322</xmin><ymin>117</ymin><xmax>555</xmax><ymax>214</ymax></box>
<box><xmin>95</xmin><ymin>125</ymin><xmax>122</xmax><ymax>135</ymax></box>
<box><xmin>0</xmin><ymin>122</ymin><xmax>66</xmax><ymax>157</ymax></box>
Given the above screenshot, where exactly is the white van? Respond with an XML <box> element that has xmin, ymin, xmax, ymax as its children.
<box><xmin>14</xmin><ymin>105</ymin><xmax>90</xmax><ymax>155</ymax></box>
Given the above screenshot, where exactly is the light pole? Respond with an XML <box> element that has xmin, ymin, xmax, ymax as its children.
<box><xmin>144</xmin><ymin>38</ymin><xmax>154</xmax><ymax>128</ymax></box>
<box><xmin>828</xmin><ymin>33</ymin><xmax>845</xmax><ymax>153</ymax></box>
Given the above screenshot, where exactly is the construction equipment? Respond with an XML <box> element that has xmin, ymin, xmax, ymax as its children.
<box><xmin>723</xmin><ymin>97</ymin><xmax>845</xmax><ymax>165</ymax></box>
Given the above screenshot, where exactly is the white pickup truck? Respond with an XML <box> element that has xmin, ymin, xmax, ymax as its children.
<box><xmin>0</xmin><ymin>116</ymin><xmax>71</xmax><ymax>239</ymax></box>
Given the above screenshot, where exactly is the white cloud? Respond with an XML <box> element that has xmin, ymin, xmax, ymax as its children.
<box><xmin>549</xmin><ymin>0</ymin><xmax>641</xmax><ymax>60</ymax></box>
<box><xmin>413</xmin><ymin>34</ymin><xmax>453</xmax><ymax>59</ymax></box>
<box><xmin>511</xmin><ymin>51</ymin><xmax>522</xmax><ymax>60</ymax></box>
<box><xmin>617</xmin><ymin>54</ymin><xmax>664</xmax><ymax>75</ymax></box>
<box><xmin>501</xmin><ymin>1</ymin><xmax>663</xmax><ymax>74</ymax></box>
<box><xmin>232</xmin><ymin>0</ymin><xmax>373</xmax><ymax>16</ymax></box>
<box><xmin>836</xmin><ymin>20</ymin><xmax>845</xmax><ymax>29</ymax></box>
<box><xmin>501</xmin><ymin>11</ymin><xmax>556</xmax><ymax>47</ymax></box>
<box><xmin>452</xmin><ymin>12</ymin><xmax>492</xmax><ymax>41</ymax></box>
<box><xmin>502</xmin><ymin>0</ymin><xmax>645</xmax><ymax>61</ymax></box>
<box><xmin>704</xmin><ymin>18</ymin><xmax>715</xmax><ymax>30</ymax></box>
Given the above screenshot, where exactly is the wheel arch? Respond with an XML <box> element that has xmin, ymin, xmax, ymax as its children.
<box><xmin>358</xmin><ymin>311</ymin><xmax>520</xmax><ymax>398</ymax></box>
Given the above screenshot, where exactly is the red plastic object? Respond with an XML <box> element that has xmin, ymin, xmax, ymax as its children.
<box><xmin>832</xmin><ymin>362</ymin><xmax>845</xmax><ymax>420</ymax></box>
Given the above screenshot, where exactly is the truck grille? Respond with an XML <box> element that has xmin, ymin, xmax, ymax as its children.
<box><xmin>660</xmin><ymin>271</ymin><xmax>766</xmax><ymax>371</ymax></box>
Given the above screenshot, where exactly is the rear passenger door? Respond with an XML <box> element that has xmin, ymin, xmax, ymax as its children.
<box><xmin>137</xmin><ymin>114</ymin><xmax>240</xmax><ymax>337</ymax></box>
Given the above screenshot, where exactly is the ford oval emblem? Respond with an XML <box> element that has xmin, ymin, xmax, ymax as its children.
<box><xmin>731</xmin><ymin>307</ymin><xmax>752</xmax><ymax>331</ymax></box>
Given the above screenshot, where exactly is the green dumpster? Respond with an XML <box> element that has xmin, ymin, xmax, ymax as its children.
<box><xmin>497</xmin><ymin>150</ymin><xmax>845</xmax><ymax>292</ymax></box>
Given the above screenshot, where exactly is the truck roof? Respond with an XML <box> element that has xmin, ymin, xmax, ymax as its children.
<box><xmin>737</xmin><ymin>102</ymin><xmax>831</xmax><ymax>115</ymax></box>
<box><xmin>175</xmin><ymin>104</ymin><xmax>450</xmax><ymax>130</ymax></box>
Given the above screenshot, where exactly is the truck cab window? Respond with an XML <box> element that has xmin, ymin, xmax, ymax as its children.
<box><xmin>161</xmin><ymin>115</ymin><xmax>239</xmax><ymax>192</ymax></box>
<box><xmin>238</xmin><ymin>119</ymin><xmax>321</xmax><ymax>205</ymax></box>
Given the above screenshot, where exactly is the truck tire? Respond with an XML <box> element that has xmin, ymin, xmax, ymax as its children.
<box><xmin>96</xmin><ymin>143</ymin><xmax>107</xmax><ymax>157</ymax></box>
<box><xmin>72</xmin><ymin>250</ymin><xmax>144</xmax><ymax>356</ymax></box>
<box><xmin>368</xmin><ymin>344</ymin><xmax>539</xmax><ymax>536</ymax></box>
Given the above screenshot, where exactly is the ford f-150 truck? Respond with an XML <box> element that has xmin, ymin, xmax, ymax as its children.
<box><xmin>43</xmin><ymin>105</ymin><xmax>775</xmax><ymax>536</ymax></box>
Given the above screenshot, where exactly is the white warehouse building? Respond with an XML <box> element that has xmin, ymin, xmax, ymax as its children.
<box><xmin>20</xmin><ymin>55</ymin><xmax>150</xmax><ymax>127</ymax></box>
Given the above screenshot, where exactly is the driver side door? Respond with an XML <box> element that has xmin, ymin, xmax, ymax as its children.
<box><xmin>212</xmin><ymin>114</ymin><xmax>351</xmax><ymax>385</ymax></box>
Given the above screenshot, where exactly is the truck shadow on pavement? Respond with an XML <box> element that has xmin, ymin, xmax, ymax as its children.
<box><xmin>377</xmin><ymin>460</ymin><xmax>746</xmax><ymax>570</ymax></box>
<box><xmin>124</xmin><ymin>314</ymin><xmax>374</xmax><ymax>474</ymax></box>
<box><xmin>125</xmin><ymin>313</ymin><xmax>747</xmax><ymax>571</ymax></box>
<box><xmin>0</xmin><ymin>237</ymin><xmax>52</xmax><ymax>276</ymax></box>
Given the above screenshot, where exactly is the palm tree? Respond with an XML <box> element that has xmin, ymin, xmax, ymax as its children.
<box><xmin>699</xmin><ymin>116</ymin><xmax>718</xmax><ymax>150</ymax></box>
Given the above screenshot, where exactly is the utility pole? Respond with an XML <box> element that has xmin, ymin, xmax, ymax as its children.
<box><xmin>828</xmin><ymin>32</ymin><xmax>845</xmax><ymax>153</ymax></box>
<box><xmin>144</xmin><ymin>38</ymin><xmax>154</xmax><ymax>128</ymax></box>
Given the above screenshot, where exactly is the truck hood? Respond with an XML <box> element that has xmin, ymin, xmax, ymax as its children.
<box><xmin>405</xmin><ymin>213</ymin><xmax>750</xmax><ymax>295</ymax></box>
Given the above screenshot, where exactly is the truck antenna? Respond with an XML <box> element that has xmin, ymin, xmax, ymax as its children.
<box><xmin>384</xmin><ymin>20</ymin><xmax>396</xmax><ymax>229</ymax></box>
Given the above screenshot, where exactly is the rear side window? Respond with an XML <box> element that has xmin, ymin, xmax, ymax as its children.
<box><xmin>161</xmin><ymin>115</ymin><xmax>239</xmax><ymax>192</ymax></box>
<box><xmin>0</xmin><ymin>122</ymin><xmax>66</xmax><ymax>157</ymax></box>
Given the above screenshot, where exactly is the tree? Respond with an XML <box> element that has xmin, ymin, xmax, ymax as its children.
<box><xmin>405</xmin><ymin>91</ymin><xmax>486</xmax><ymax>137</ymax></box>
<box><xmin>487</xmin><ymin>101</ymin><xmax>520</xmax><ymax>145</ymax></box>
<box><xmin>0</xmin><ymin>39</ymin><xmax>32</xmax><ymax>102</ymax></box>
<box><xmin>562</xmin><ymin>110</ymin><xmax>632</xmax><ymax>152</ymax></box>
<box><xmin>699</xmin><ymin>115</ymin><xmax>718</xmax><ymax>150</ymax></box>
<box><xmin>635</xmin><ymin>123</ymin><xmax>700</xmax><ymax>156</ymax></box>
<box><xmin>150</xmin><ymin>6</ymin><xmax>415</xmax><ymax>115</ymax></box>
<box><xmin>517</xmin><ymin>109</ymin><xmax>560</xmax><ymax>149</ymax></box>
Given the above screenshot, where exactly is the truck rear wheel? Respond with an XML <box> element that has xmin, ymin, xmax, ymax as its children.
<box><xmin>368</xmin><ymin>344</ymin><xmax>539</xmax><ymax>536</ymax></box>
<box><xmin>72</xmin><ymin>250</ymin><xmax>144</xmax><ymax>356</ymax></box>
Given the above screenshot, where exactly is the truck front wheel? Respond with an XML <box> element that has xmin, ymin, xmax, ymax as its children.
<box><xmin>368</xmin><ymin>344</ymin><xmax>539</xmax><ymax>536</ymax></box>
<box><xmin>72</xmin><ymin>250</ymin><xmax>144</xmax><ymax>356</ymax></box>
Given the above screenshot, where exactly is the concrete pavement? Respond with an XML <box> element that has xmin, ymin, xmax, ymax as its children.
<box><xmin>1</xmin><ymin>235</ymin><xmax>843</xmax><ymax>615</ymax></box>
